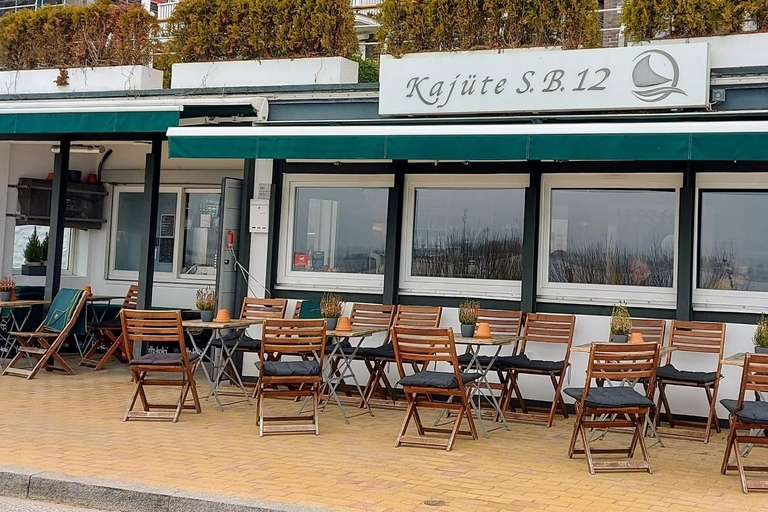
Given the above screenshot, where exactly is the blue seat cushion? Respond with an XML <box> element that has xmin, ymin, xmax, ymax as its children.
<box><xmin>497</xmin><ymin>354</ymin><xmax>565</xmax><ymax>373</ymax></box>
<box><xmin>564</xmin><ymin>387</ymin><xmax>654</xmax><ymax>409</ymax></box>
<box><xmin>355</xmin><ymin>344</ymin><xmax>395</xmax><ymax>360</ymax></box>
<box><xmin>130</xmin><ymin>352</ymin><xmax>199</xmax><ymax>366</ymax></box>
<box><xmin>720</xmin><ymin>399</ymin><xmax>768</xmax><ymax>424</ymax></box>
<box><xmin>457</xmin><ymin>353</ymin><xmax>497</xmax><ymax>367</ymax></box>
<box><xmin>210</xmin><ymin>332</ymin><xmax>261</xmax><ymax>351</ymax></box>
<box><xmin>656</xmin><ymin>364</ymin><xmax>716</xmax><ymax>384</ymax></box>
<box><xmin>398</xmin><ymin>371</ymin><xmax>481</xmax><ymax>390</ymax></box>
<box><xmin>261</xmin><ymin>360</ymin><xmax>321</xmax><ymax>377</ymax></box>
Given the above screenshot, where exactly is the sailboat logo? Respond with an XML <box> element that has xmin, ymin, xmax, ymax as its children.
<box><xmin>631</xmin><ymin>49</ymin><xmax>686</xmax><ymax>102</ymax></box>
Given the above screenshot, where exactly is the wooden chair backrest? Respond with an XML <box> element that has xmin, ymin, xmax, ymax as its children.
<box><xmin>585</xmin><ymin>342</ymin><xmax>660</xmax><ymax>391</ymax></box>
<box><xmin>478</xmin><ymin>309</ymin><xmax>523</xmax><ymax>336</ymax></box>
<box><xmin>120</xmin><ymin>310</ymin><xmax>193</xmax><ymax>367</ymax></box>
<box><xmin>736</xmin><ymin>353</ymin><xmax>768</xmax><ymax>410</ymax></box>
<box><xmin>520</xmin><ymin>313</ymin><xmax>575</xmax><ymax>353</ymax></box>
<box><xmin>122</xmin><ymin>285</ymin><xmax>139</xmax><ymax>310</ymax></box>
<box><xmin>391</xmin><ymin>326</ymin><xmax>462</xmax><ymax>385</ymax></box>
<box><xmin>292</xmin><ymin>301</ymin><xmax>303</xmax><ymax>319</ymax></box>
<box><xmin>260</xmin><ymin>319</ymin><xmax>327</xmax><ymax>361</ymax></box>
<box><xmin>629</xmin><ymin>318</ymin><xmax>666</xmax><ymax>346</ymax></box>
<box><xmin>240</xmin><ymin>297</ymin><xmax>288</xmax><ymax>321</ymax></box>
<box><xmin>394</xmin><ymin>305</ymin><xmax>442</xmax><ymax>328</ymax></box>
<box><xmin>350</xmin><ymin>303</ymin><xmax>395</xmax><ymax>329</ymax></box>
<box><xmin>668</xmin><ymin>320</ymin><xmax>726</xmax><ymax>355</ymax></box>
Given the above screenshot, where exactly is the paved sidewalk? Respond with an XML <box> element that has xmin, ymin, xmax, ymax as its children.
<box><xmin>0</xmin><ymin>497</ymin><xmax>102</xmax><ymax>512</ymax></box>
<box><xmin>0</xmin><ymin>358</ymin><xmax>766</xmax><ymax>512</ymax></box>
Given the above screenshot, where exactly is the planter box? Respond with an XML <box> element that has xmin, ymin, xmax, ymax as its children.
<box><xmin>636</xmin><ymin>32</ymin><xmax>768</xmax><ymax>69</ymax></box>
<box><xmin>0</xmin><ymin>65</ymin><xmax>163</xmax><ymax>95</ymax></box>
<box><xmin>21</xmin><ymin>265</ymin><xmax>46</xmax><ymax>276</ymax></box>
<box><xmin>170</xmin><ymin>57</ymin><xmax>359</xmax><ymax>89</ymax></box>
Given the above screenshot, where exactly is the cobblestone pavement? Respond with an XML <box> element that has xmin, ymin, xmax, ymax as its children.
<box><xmin>0</xmin><ymin>358</ymin><xmax>766</xmax><ymax>511</ymax></box>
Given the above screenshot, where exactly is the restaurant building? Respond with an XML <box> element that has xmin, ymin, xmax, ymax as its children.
<box><xmin>2</xmin><ymin>37</ymin><xmax>768</xmax><ymax>419</ymax></box>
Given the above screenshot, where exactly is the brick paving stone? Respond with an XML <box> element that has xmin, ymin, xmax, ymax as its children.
<box><xmin>0</xmin><ymin>358</ymin><xmax>767</xmax><ymax>511</ymax></box>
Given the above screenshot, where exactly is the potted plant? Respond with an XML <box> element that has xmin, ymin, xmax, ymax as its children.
<box><xmin>610</xmin><ymin>302</ymin><xmax>632</xmax><ymax>343</ymax></box>
<box><xmin>459</xmin><ymin>299</ymin><xmax>480</xmax><ymax>338</ymax></box>
<box><xmin>21</xmin><ymin>227</ymin><xmax>46</xmax><ymax>276</ymax></box>
<box><xmin>195</xmin><ymin>287</ymin><xmax>217</xmax><ymax>322</ymax></box>
<box><xmin>0</xmin><ymin>276</ymin><xmax>15</xmax><ymax>301</ymax></box>
<box><xmin>320</xmin><ymin>293</ymin><xmax>344</xmax><ymax>330</ymax></box>
<box><xmin>754</xmin><ymin>314</ymin><xmax>768</xmax><ymax>354</ymax></box>
<box><xmin>40</xmin><ymin>231</ymin><xmax>49</xmax><ymax>266</ymax></box>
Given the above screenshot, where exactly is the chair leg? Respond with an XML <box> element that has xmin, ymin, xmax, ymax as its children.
<box><xmin>633</xmin><ymin>413</ymin><xmax>653</xmax><ymax>474</ymax></box>
<box><xmin>187</xmin><ymin>366</ymin><xmax>202</xmax><ymax>413</ymax></box>
<box><xmin>578</xmin><ymin>416</ymin><xmax>596</xmax><ymax>475</ymax></box>
<box><xmin>704</xmin><ymin>382</ymin><xmax>721</xmax><ymax>443</ymax></box>
<box><xmin>568</xmin><ymin>403</ymin><xmax>582</xmax><ymax>458</ymax></box>
<box><xmin>446</xmin><ymin>403</ymin><xmax>464</xmax><ymax>452</ymax></box>
<box><xmin>657</xmin><ymin>382</ymin><xmax>675</xmax><ymax>428</ymax></box>
<box><xmin>721</xmin><ymin>416</ymin><xmax>737</xmax><ymax>475</ymax></box>
<box><xmin>461</xmin><ymin>391</ymin><xmax>478</xmax><ymax>441</ymax></box>
<box><xmin>124</xmin><ymin>370</ymin><xmax>144</xmax><ymax>421</ymax></box>
<box><xmin>733</xmin><ymin>438</ymin><xmax>749</xmax><ymax>493</ymax></box>
<box><xmin>547</xmin><ymin>372</ymin><xmax>567</xmax><ymax>427</ymax></box>
<box><xmin>314</xmin><ymin>383</ymin><xmax>320</xmax><ymax>435</ymax></box>
<box><xmin>396</xmin><ymin>394</ymin><xmax>416</xmax><ymax>447</ymax></box>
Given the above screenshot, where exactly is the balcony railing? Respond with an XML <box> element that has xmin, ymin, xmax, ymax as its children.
<box><xmin>157</xmin><ymin>0</ymin><xmax>177</xmax><ymax>20</ymax></box>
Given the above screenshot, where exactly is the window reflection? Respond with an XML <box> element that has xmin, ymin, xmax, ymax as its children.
<box><xmin>115</xmin><ymin>192</ymin><xmax>177</xmax><ymax>273</ymax></box>
<box><xmin>182</xmin><ymin>192</ymin><xmax>220</xmax><ymax>276</ymax></box>
<box><xmin>412</xmin><ymin>188</ymin><xmax>524</xmax><ymax>280</ymax></box>
<box><xmin>292</xmin><ymin>187</ymin><xmax>387</xmax><ymax>274</ymax></box>
<box><xmin>548</xmin><ymin>189</ymin><xmax>675</xmax><ymax>287</ymax></box>
<box><xmin>699</xmin><ymin>191</ymin><xmax>768</xmax><ymax>292</ymax></box>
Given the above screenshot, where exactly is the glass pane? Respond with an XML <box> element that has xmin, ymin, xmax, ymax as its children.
<box><xmin>114</xmin><ymin>192</ymin><xmax>177</xmax><ymax>272</ymax></box>
<box><xmin>699</xmin><ymin>191</ymin><xmax>768</xmax><ymax>292</ymax></box>
<box><xmin>412</xmin><ymin>188</ymin><xmax>524</xmax><ymax>280</ymax></box>
<box><xmin>548</xmin><ymin>189</ymin><xmax>675</xmax><ymax>287</ymax></box>
<box><xmin>13</xmin><ymin>226</ymin><xmax>71</xmax><ymax>270</ymax></box>
<box><xmin>182</xmin><ymin>192</ymin><xmax>220</xmax><ymax>276</ymax></box>
<box><xmin>292</xmin><ymin>187</ymin><xmax>387</xmax><ymax>274</ymax></box>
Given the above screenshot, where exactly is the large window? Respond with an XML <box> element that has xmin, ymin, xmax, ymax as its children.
<box><xmin>278</xmin><ymin>174</ymin><xmax>392</xmax><ymax>292</ymax></box>
<box><xmin>539</xmin><ymin>174</ymin><xmax>680</xmax><ymax>307</ymax></box>
<box><xmin>110</xmin><ymin>187</ymin><xmax>220</xmax><ymax>281</ymax></box>
<box><xmin>401</xmin><ymin>174</ymin><xmax>528</xmax><ymax>299</ymax></box>
<box><xmin>12</xmin><ymin>225</ymin><xmax>73</xmax><ymax>271</ymax></box>
<box><xmin>695</xmin><ymin>174</ymin><xmax>768</xmax><ymax>312</ymax></box>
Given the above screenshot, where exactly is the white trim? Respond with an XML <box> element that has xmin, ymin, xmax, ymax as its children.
<box><xmin>167</xmin><ymin>120</ymin><xmax>768</xmax><ymax>139</ymax></box>
<box><xmin>538</xmin><ymin>173</ymin><xmax>682</xmax><ymax>308</ymax></box>
<box><xmin>277</xmin><ymin>174</ymin><xmax>393</xmax><ymax>293</ymax></box>
<box><xmin>399</xmin><ymin>174</ymin><xmax>529</xmax><ymax>300</ymax></box>
<box><xmin>693</xmin><ymin>172</ymin><xmax>768</xmax><ymax>313</ymax></box>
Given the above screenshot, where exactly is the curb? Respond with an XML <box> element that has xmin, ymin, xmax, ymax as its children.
<box><xmin>0</xmin><ymin>466</ymin><xmax>330</xmax><ymax>512</ymax></box>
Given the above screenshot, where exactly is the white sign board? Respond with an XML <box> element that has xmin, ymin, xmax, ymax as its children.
<box><xmin>379</xmin><ymin>44</ymin><xmax>710</xmax><ymax>116</ymax></box>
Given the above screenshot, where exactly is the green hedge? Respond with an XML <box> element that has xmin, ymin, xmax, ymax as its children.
<box><xmin>622</xmin><ymin>0</ymin><xmax>768</xmax><ymax>40</ymax></box>
<box><xmin>167</xmin><ymin>0</ymin><xmax>358</xmax><ymax>63</ymax></box>
<box><xmin>0</xmin><ymin>0</ymin><xmax>158</xmax><ymax>71</ymax></box>
<box><xmin>376</xmin><ymin>0</ymin><xmax>601</xmax><ymax>56</ymax></box>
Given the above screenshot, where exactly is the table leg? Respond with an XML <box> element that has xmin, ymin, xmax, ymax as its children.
<box><xmin>1</xmin><ymin>307</ymin><xmax>33</xmax><ymax>369</ymax></box>
<box><xmin>185</xmin><ymin>329</ymin><xmax>218</xmax><ymax>408</ymax></box>
<box><xmin>211</xmin><ymin>329</ymin><xmax>252</xmax><ymax>408</ymax></box>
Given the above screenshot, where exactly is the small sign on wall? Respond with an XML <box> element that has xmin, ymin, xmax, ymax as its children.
<box><xmin>258</xmin><ymin>183</ymin><xmax>272</xmax><ymax>200</ymax></box>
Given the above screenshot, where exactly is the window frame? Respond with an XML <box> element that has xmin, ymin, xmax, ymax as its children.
<box><xmin>694</xmin><ymin>172</ymin><xmax>768</xmax><ymax>314</ymax></box>
<box><xmin>108</xmin><ymin>185</ymin><xmax>221</xmax><ymax>283</ymax></box>
<box><xmin>277</xmin><ymin>173</ymin><xmax>394</xmax><ymax>293</ymax></box>
<box><xmin>537</xmin><ymin>173</ymin><xmax>682</xmax><ymax>309</ymax></box>
<box><xmin>12</xmin><ymin>226</ymin><xmax>75</xmax><ymax>275</ymax></box>
<box><xmin>399</xmin><ymin>173</ymin><xmax>529</xmax><ymax>300</ymax></box>
<box><xmin>178</xmin><ymin>188</ymin><xmax>223</xmax><ymax>281</ymax></box>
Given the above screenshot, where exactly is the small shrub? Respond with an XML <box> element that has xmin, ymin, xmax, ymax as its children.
<box><xmin>458</xmin><ymin>299</ymin><xmax>481</xmax><ymax>325</ymax></box>
<box><xmin>610</xmin><ymin>302</ymin><xmax>632</xmax><ymax>336</ymax></box>
<box><xmin>22</xmin><ymin>227</ymin><xmax>43</xmax><ymax>264</ymax></box>
<box><xmin>195</xmin><ymin>287</ymin><xmax>217</xmax><ymax>311</ymax></box>
<box><xmin>754</xmin><ymin>314</ymin><xmax>768</xmax><ymax>349</ymax></box>
<box><xmin>352</xmin><ymin>55</ymin><xmax>380</xmax><ymax>83</ymax></box>
<box><xmin>320</xmin><ymin>293</ymin><xmax>344</xmax><ymax>318</ymax></box>
<box><xmin>0</xmin><ymin>276</ymin><xmax>15</xmax><ymax>292</ymax></box>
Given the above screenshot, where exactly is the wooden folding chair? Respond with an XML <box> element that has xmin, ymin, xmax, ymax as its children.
<box><xmin>81</xmin><ymin>285</ymin><xmax>139</xmax><ymax>370</ymax></box>
<box><xmin>358</xmin><ymin>305</ymin><xmax>442</xmax><ymax>405</ymax></box>
<box><xmin>498</xmin><ymin>313</ymin><xmax>576</xmax><ymax>427</ymax></box>
<box><xmin>121</xmin><ymin>310</ymin><xmax>201</xmax><ymax>423</ymax></box>
<box><xmin>721</xmin><ymin>353</ymin><xmax>768</xmax><ymax>493</ymax></box>
<box><xmin>256</xmin><ymin>319</ymin><xmax>327</xmax><ymax>435</ymax></box>
<box><xmin>391</xmin><ymin>326</ymin><xmax>478</xmax><ymax>451</ymax></box>
<box><xmin>2</xmin><ymin>288</ymin><xmax>88</xmax><ymax>380</ymax></box>
<box><xmin>655</xmin><ymin>320</ymin><xmax>726</xmax><ymax>443</ymax></box>
<box><xmin>565</xmin><ymin>342</ymin><xmax>660</xmax><ymax>474</ymax></box>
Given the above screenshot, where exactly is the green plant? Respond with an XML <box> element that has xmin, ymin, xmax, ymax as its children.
<box><xmin>754</xmin><ymin>314</ymin><xmax>768</xmax><ymax>349</ymax></box>
<box><xmin>195</xmin><ymin>287</ymin><xmax>217</xmax><ymax>311</ymax></box>
<box><xmin>40</xmin><ymin>232</ymin><xmax>49</xmax><ymax>262</ymax></box>
<box><xmin>351</xmin><ymin>54</ymin><xmax>379</xmax><ymax>83</ymax></box>
<box><xmin>320</xmin><ymin>293</ymin><xmax>344</xmax><ymax>318</ymax></box>
<box><xmin>610</xmin><ymin>302</ymin><xmax>632</xmax><ymax>336</ymax></box>
<box><xmin>0</xmin><ymin>276</ymin><xmax>15</xmax><ymax>292</ymax></box>
<box><xmin>23</xmin><ymin>227</ymin><xmax>43</xmax><ymax>264</ymax></box>
<box><xmin>459</xmin><ymin>299</ymin><xmax>481</xmax><ymax>325</ymax></box>
<box><xmin>0</xmin><ymin>0</ymin><xmax>158</xmax><ymax>71</ymax></box>
<box><xmin>167</xmin><ymin>0</ymin><xmax>358</xmax><ymax>63</ymax></box>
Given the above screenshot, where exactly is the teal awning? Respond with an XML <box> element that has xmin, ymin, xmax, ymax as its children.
<box><xmin>167</xmin><ymin>121</ymin><xmax>768</xmax><ymax>161</ymax></box>
<box><xmin>0</xmin><ymin>106</ymin><xmax>182</xmax><ymax>135</ymax></box>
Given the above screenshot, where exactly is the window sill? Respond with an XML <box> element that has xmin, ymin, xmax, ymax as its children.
<box><xmin>275</xmin><ymin>282</ymin><xmax>383</xmax><ymax>295</ymax></box>
<box><xmin>537</xmin><ymin>287</ymin><xmax>676</xmax><ymax>310</ymax></box>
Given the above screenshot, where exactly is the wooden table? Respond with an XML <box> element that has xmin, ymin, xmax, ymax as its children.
<box><xmin>320</xmin><ymin>326</ymin><xmax>388</xmax><ymax>422</ymax></box>
<box><xmin>722</xmin><ymin>352</ymin><xmax>749</xmax><ymax>367</ymax></box>
<box><xmin>452</xmin><ymin>334</ymin><xmax>523</xmax><ymax>437</ymax></box>
<box><xmin>182</xmin><ymin>318</ymin><xmax>264</xmax><ymax>410</ymax></box>
<box><xmin>572</xmin><ymin>341</ymin><xmax>676</xmax><ymax>356</ymax></box>
<box><xmin>0</xmin><ymin>300</ymin><xmax>50</xmax><ymax>369</ymax></box>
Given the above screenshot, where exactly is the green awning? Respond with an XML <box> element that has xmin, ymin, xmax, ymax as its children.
<box><xmin>167</xmin><ymin>121</ymin><xmax>768</xmax><ymax>161</ymax></box>
<box><xmin>0</xmin><ymin>107</ymin><xmax>181</xmax><ymax>135</ymax></box>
